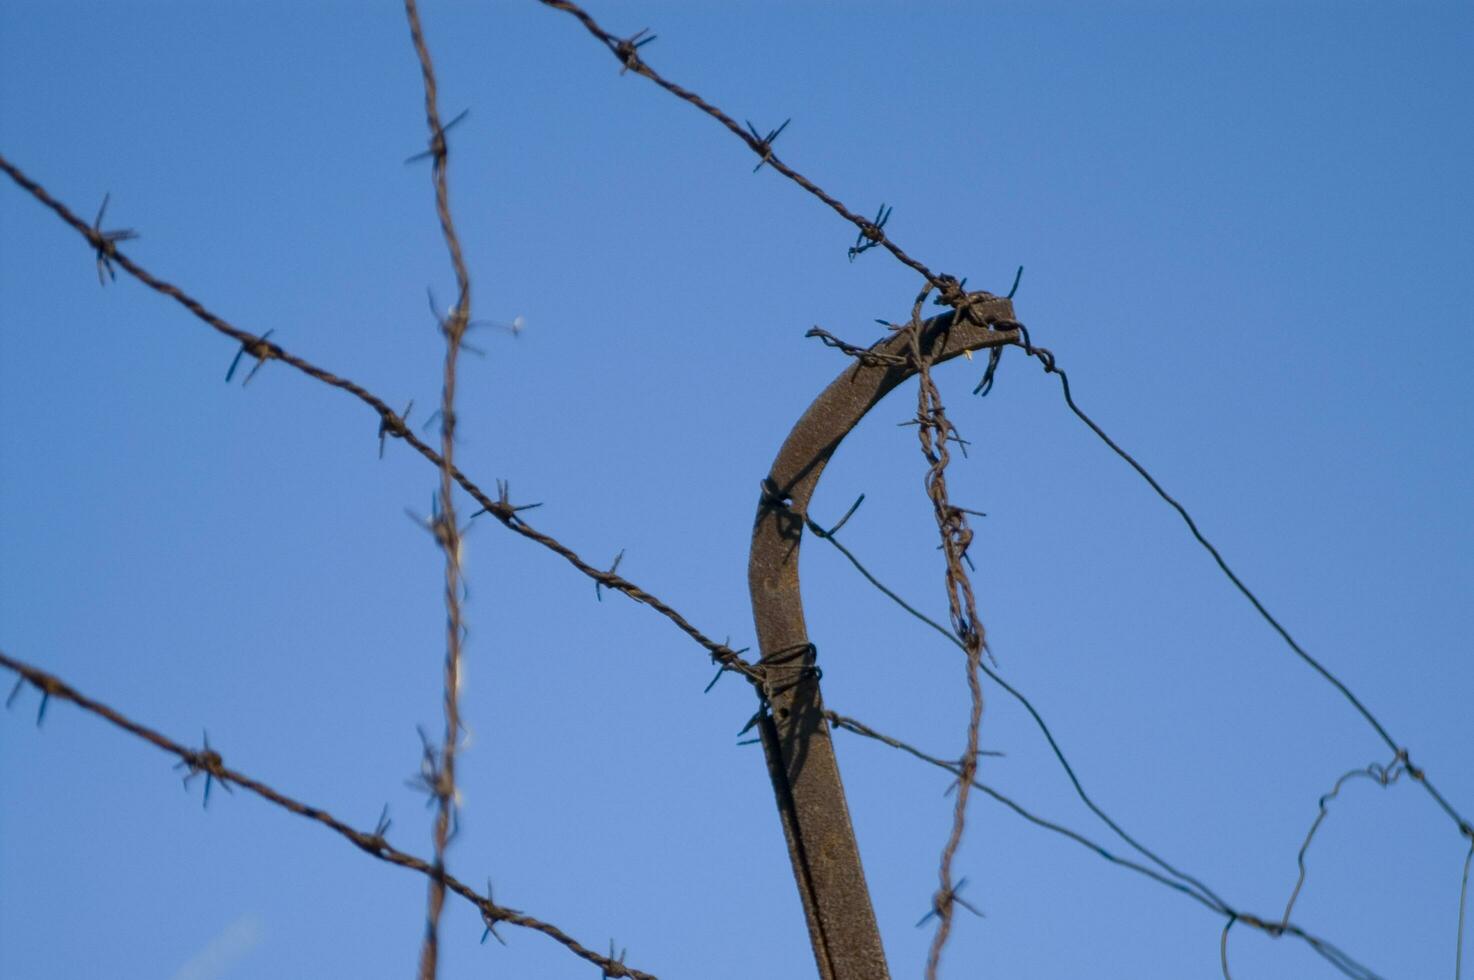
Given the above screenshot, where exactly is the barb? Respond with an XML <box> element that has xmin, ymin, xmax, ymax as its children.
<box><xmin>899</xmin><ymin>286</ymin><xmax>989</xmax><ymax>980</ymax></box>
<box><xmin>381</xmin><ymin>400</ymin><xmax>416</xmax><ymax>459</ymax></box>
<box><xmin>0</xmin><ymin>150</ymin><xmax>758</xmax><ymax>687</ymax></box>
<box><xmin>226</xmin><ymin>329</ymin><xmax>277</xmax><ymax>385</ymax></box>
<box><xmin>535</xmin><ymin>0</ymin><xmax>967</xmax><ymax>300</ymax></box>
<box><xmin>90</xmin><ymin>192</ymin><xmax>138</xmax><ymax>284</ymax></box>
<box><xmin>604</xmin><ymin>940</ymin><xmax>630</xmax><ymax>979</ymax></box>
<box><xmin>848</xmin><ymin>203</ymin><xmax>892</xmax><ymax>261</ymax></box>
<box><xmin>915</xmin><ymin>877</ymin><xmax>983</xmax><ymax>927</ymax></box>
<box><xmin>0</xmin><ymin>649</ymin><xmax>653</xmax><ymax>979</ymax></box>
<box><xmin>595</xmin><ymin>549</ymin><xmax>625</xmax><ymax>602</ymax></box>
<box><xmin>1008</xmin><ymin>323</ymin><xmax>1470</xmax><ymax>842</ymax></box>
<box><xmin>401</xmin><ymin>2</ymin><xmax>477</xmax><ymax>975</ymax></box>
<box><xmin>805</xmin><ymin>505</ymin><xmax>1229</xmax><ymax>911</ymax></box>
<box><xmin>826</xmin><ymin>708</ymin><xmax>1384</xmax><ymax>978</ymax></box>
<box><xmin>744</xmin><ymin>117</ymin><xmax>790</xmax><ymax>172</ymax></box>
<box><xmin>174</xmin><ymin>729</ymin><xmax>234</xmax><ymax>807</ymax></box>
<box><xmin>405</xmin><ymin>108</ymin><xmax>469</xmax><ymax>164</ymax></box>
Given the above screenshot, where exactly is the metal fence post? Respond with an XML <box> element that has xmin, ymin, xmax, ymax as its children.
<box><xmin>748</xmin><ymin>297</ymin><xmax>1017</xmax><ymax>980</ymax></box>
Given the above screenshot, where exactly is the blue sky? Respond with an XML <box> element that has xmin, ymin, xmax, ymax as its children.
<box><xmin>2</xmin><ymin>2</ymin><xmax>1471</xmax><ymax>978</ymax></box>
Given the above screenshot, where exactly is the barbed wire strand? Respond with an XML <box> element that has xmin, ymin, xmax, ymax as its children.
<box><xmin>1005</xmin><ymin>324</ymin><xmax>1472</xmax><ymax>848</ymax></box>
<box><xmin>0</xmin><ymin>152</ymin><xmax>758</xmax><ymax>693</ymax></box>
<box><xmin>0</xmin><ymin>649</ymin><xmax>653</xmax><ymax>980</ymax></box>
<box><xmin>901</xmin><ymin>287</ymin><xmax>990</xmax><ymax>979</ymax></box>
<box><xmin>402</xmin><ymin>3</ymin><xmax>474</xmax><ymax>977</ymax></box>
<box><xmin>806</xmin><ymin>507</ymin><xmax>1228</xmax><ymax>911</ymax></box>
<box><xmin>535</xmin><ymin>0</ymin><xmax>975</xmax><ymax>307</ymax></box>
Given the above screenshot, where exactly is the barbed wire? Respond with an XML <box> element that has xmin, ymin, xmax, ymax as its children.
<box><xmin>896</xmin><ymin>286</ymin><xmax>993</xmax><ymax>979</ymax></box>
<box><xmin>0</xmin><ymin>152</ymin><xmax>759</xmax><ymax>694</ymax></box>
<box><xmin>0</xmin><ymin>140</ymin><xmax>769</xmax><ymax>980</ymax></box>
<box><xmin>401</xmin><ymin>2</ymin><xmax>475</xmax><ymax>976</ymax></box>
<box><xmin>3</xmin><ymin>3</ymin><xmax>1467</xmax><ymax>975</ymax></box>
<box><xmin>535</xmin><ymin>0</ymin><xmax>983</xmax><ymax>311</ymax></box>
<box><xmin>0</xmin><ymin>648</ymin><xmax>654</xmax><ymax>980</ymax></box>
<box><xmin>2</xmin><ymin>635</ymin><xmax>1399</xmax><ymax>980</ymax></box>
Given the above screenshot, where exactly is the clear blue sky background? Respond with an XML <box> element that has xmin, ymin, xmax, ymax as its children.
<box><xmin>2</xmin><ymin>3</ymin><xmax>1471</xmax><ymax>978</ymax></box>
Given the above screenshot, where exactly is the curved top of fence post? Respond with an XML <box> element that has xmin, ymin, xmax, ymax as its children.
<box><xmin>747</xmin><ymin>295</ymin><xmax>1016</xmax><ymax>980</ymax></box>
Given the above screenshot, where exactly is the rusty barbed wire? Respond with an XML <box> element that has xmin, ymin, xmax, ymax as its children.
<box><xmin>898</xmin><ymin>285</ymin><xmax>991</xmax><ymax>980</ymax></box>
<box><xmin>402</xmin><ymin>1</ymin><xmax>475</xmax><ymax>975</ymax></box>
<box><xmin>0</xmin><ymin>649</ymin><xmax>654</xmax><ymax>980</ymax></box>
<box><xmin>5</xmin><ymin>4</ymin><xmax>1467</xmax><ymax>973</ymax></box>
<box><xmin>0</xmin><ymin>152</ymin><xmax>759</xmax><ymax>691</ymax></box>
<box><xmin>534</xmin><ymin>0</ymin><xmax>979</xmax><ymax>307</ymax></box>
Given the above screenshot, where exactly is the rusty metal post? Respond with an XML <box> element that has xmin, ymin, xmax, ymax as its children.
<box><xmin>748</xmin><ymin>297</ymin><xmax>1017</xmax><ymax>980</ymax></box>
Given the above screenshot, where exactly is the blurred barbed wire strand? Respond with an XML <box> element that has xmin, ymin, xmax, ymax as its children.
<box><xmin>0</xmin><ymin>152</ymin><xmax>759</xmax><ymax>692</ymax></box>
<box><xmin>0</xmin><ymin>648</ymin><xmax>654</xmax><ymax>980</ymax></box>
<box><xmin>401</xmin><ymin>2</ymin><xmax>476</xmax><ymax>976</ymax></box>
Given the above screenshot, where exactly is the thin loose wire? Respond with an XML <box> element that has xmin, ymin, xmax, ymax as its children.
<box><xmin>1011</xmin><ymin>325</ymin><xmax>1469</xmax><ymax>841</ymax></box>
<box><xmin>808</xmin><ymin>512</ymin><xmax>1228</xmax><ymax>911</ymax></box>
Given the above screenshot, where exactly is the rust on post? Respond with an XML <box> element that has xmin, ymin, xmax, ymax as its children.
<box><xmin>749</xmin><ymin>297</ymin><xmax>1017</xmax><ymax>980</ymax></box>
